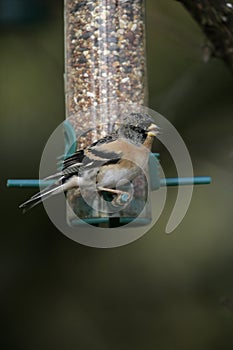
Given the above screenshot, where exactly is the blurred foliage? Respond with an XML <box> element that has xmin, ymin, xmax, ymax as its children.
<box><xmin>0</xmin><ymin>1</ymin><xmax>233</xmax><ymax>349</ymax></box>
<box><xmin>176</xmin><ymin>0</ymin><xmax>233</xmax><ymax>71</ymax></box>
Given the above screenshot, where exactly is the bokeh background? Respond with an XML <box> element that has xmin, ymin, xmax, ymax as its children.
<box><xmin>1</xmin><ymin>0</ymin><xmax>233</xmax><ymax>349</ymax></box>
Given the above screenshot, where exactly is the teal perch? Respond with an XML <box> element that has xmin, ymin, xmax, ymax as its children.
<box><xmin>7</xmin><ymin>177</ymin><xmax>211</xmax><ymax>189</ymax></box>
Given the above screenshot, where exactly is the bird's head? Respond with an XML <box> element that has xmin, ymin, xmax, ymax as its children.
<box><xmin>118</xmin><ymin>112</ymin><xmax>160</xmax><ymax>144</ymax></box>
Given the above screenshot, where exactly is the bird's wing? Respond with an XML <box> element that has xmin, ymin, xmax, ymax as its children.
<box><xmin>63</xmin><ymin>148</ymin><xmax>85</xmax><ymax>170</ymax></box>
<box><xmin>63</xmin><ymin>133</ymin><xmax>121</xmax><ymax>173</ymax></box>
<box><xmin>63</xmin><ymin>134</ymin><xmax>118</xmax><ymax>165</ymax></box>
<box><xmin>19</xmin><ymin>134</ymin><xmax>123</xmax><ymax>212</ymax></box>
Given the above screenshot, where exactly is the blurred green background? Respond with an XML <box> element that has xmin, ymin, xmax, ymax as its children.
<box><xmin>1</xmin><ymin>0</ymin><xmax>233</xmax><ymax>349</ymax></box>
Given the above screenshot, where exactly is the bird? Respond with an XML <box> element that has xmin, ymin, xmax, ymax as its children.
<box><xmin>19</xmin><ymin>112</ymin><xmax>160</xmax><ymax>212</ymax></box>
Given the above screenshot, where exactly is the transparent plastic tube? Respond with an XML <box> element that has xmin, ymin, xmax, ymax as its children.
<box><xmin>65</xmin><ymin>0</ymin><xmax>147</xmax><ymax>116</ymax></box>
<box><xmin>64</xmin><ymin>0</ymin><xmax>150</xmax><ymax>226</ymax></box>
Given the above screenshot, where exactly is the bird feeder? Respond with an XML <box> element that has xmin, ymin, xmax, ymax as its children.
<box><xmin>63</xmin><ymin>0</ymin><xmax>151</xmax><ymax>226</ymax></box>
<box><xmin>7</xmin><ymin>0</ymin><xmax>211</xmax><ymax>229</ymax></box>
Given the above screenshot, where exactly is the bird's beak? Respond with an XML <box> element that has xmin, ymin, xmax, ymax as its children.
<box><xmin>147</xmin><ymin>124</ymin><xmax>160</xmax><ymax>137</ymax></box>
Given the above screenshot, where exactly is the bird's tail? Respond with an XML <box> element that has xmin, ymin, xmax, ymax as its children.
<box><xmin>19</xmin><ymin>182</ymin><xmax>65</xmax><ymax>213</ymax></box>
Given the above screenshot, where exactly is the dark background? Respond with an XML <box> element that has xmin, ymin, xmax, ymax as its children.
<box><xmin>1</xmin><ymin>0</ymin><xmax>233</xmax><ymax>349</ymax></box>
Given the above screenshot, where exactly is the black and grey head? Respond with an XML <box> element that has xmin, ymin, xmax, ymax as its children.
<box><xmin>122</xmin><ymin>112</ymin><xmax>155</xmax><ymax>130</ymax></box>
<box><xmin>117</xmin><ymin>112</ymin><xmax>159</xmax><ymax>144</ymax></box>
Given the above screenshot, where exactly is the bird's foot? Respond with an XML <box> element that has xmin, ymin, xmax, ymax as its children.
<box><xmin>97</xmin><ymin>187</ymin><xmax>132</xmax><ymax>207</ymax></box>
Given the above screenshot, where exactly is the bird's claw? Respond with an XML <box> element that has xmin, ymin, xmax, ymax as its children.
<box><xmin>97</xmin><ymin>187</ymin><xmax>132</xmax><ymax>207</ymax></box>
<box><xmin>111</xmin><ymin>191</ymin><xmax>132</xmax><ymax>207</ymax></box>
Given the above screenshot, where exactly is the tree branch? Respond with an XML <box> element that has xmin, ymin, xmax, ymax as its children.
<box><xmin>176</xmin><ymin>0</ymin><xmax>233</xmax><ymax>72</ymax></box>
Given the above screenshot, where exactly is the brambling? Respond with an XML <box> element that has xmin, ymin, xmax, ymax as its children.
<box><xmin>19</xmin><ymin>112</ymin><xmax>159</xmax><ymax>212</ymax></box>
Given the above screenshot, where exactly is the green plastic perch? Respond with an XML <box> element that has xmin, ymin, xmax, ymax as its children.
<box><xmin>7</xmin><ymin>176</ymin><xmax>211</xmax><ymax>189</ymax></box>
